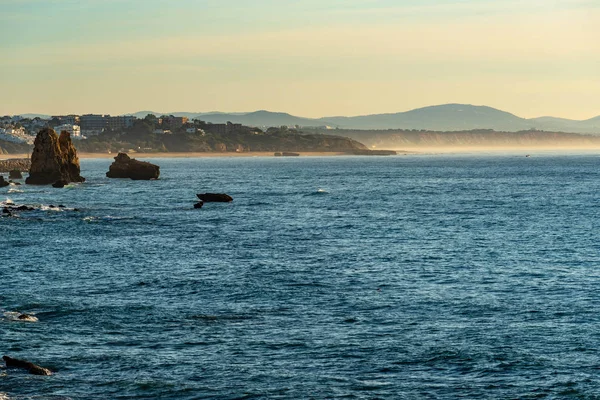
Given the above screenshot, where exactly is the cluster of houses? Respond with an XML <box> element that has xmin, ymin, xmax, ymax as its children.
<box><xmin>0</xmin><ymin>113</ymin><xmax>250</xmax><ymax>145</ymax></box>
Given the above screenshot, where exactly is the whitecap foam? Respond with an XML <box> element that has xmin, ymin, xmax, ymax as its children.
<box><xmin>7</xmin><ymin>189</ymin><xmax>23</xmax><ymax>194</ymax></box>
<box><xmin>40</xmin><ymin>205</ymin><xmax>62</xmax><ymax>212</ymax></box>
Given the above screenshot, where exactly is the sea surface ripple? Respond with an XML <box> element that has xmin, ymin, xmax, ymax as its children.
<box><xmin>2</xmin><ymin>154</ymin><xmax>600</xmax><ymax>399</ymax></box>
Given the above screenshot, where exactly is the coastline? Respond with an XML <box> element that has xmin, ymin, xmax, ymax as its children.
<box><xmin>4</xmin><ymin>145</ymin><xmax>600</xmax><ymax>161</ymax></box>
<box><xmin>2</xmin><ymin>151</ymin><xmax>348</xmax><ymax>160</ymax></box>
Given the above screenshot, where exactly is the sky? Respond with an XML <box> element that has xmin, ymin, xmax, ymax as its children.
<box><xmin>1</xmin><ymin>0</ymin><xmax>599</xmax><ymax>119</ymax></box>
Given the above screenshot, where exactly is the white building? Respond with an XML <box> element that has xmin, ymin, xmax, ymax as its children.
<box><xmin>55</xmin><ymin>124</ymin><xmax>85</xmax><ymax>140</ymax></box>
<box><xmin>0</xmin><ymin>127</ymin><xmax>35</xmax><ymax>144</ymax></box>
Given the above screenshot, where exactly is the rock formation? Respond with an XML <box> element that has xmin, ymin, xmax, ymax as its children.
<box><xmin>106</xmin><ymin>153</ymin><xmax>160</xmax><ymax>180</ymax></box>
<box><xmin>25</xmin><ymin>128</ymin><xmax>85</xmax><ymax>185</ymax></box>
<box><xmin>3</xmin><ymin>356</ymin><xmax>52</xmax><ymax>376</ymax></box>
<box><xmin>0</xmin><ymin>176</ymin><xmax>8</xmax><ymax>188</ymax></box>
<box><xmin>194</xmin><ymin>201</ymin><xmax>204</xmax><ymax>209</ymax></box>
<box><xmin>9</xmin><ymin>169</ymin><xmax>23</xmax><ymax>179</ymax></box>
<box><xmin>196</xmin><ymin>193</ymin><xmax>233</xmax><ymax>203</ymax></box>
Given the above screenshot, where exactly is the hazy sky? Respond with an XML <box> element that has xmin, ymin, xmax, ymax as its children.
<box><xmin>1</xmin><ymin>0</ymin><xmax>599</xmax><ymax>119</ymax></box>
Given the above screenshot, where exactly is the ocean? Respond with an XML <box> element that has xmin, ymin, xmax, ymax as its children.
<box><xmin>2</xmin><ymin>154</ymin><xmax>600</xmax><ymax>399</ymax></box>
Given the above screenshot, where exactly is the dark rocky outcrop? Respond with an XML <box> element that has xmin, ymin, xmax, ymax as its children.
<box><xmin>52</xmin><ymin>179</ymin><xmax>68</xmax><ymax>188</ymax></box>
<box><xmin>3</xmin><ymin>355</ymin><xmax>52</xmax><ymax>376</ymax></box>
<box><xmin>0</xmin><ymin>176</ymin><xmax>8</xmax><ymax>188</ymax></box>
<box><xmin>346</xmin><ymin>149</ymin><xmax>397</xmax><ymax>156</ymax></box>
<box><xmin>106</xmin><ymin>153</ymin><xmax>160</xmax><ymax>180</ymax></box>
<box><xmin>25</xmin><ymin>128</ymin><xmax>85</xmax><ymax>185</ymax></box>
<box><xmin>197</xmin><ymin>193</ymin><xmax>233</xmax><ymax>202</ymax></box>
<box><xmin>194</xmin><ymin>201</ymin><xmax>204</xmax><ymax>209</ymax></box>
<box><xmin>0</xmin><ymin>158</ymin><xmax>30</xmax><ymax>173</ymax></box>
<box><xmin>9</xmin><ymin>169</ymin><xmax>23</xmax><ymax>179</ymax></box>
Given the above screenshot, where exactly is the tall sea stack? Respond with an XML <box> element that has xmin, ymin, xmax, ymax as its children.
<box><xmin>25</xmin><ymin>128</ymin><xmax>85</xmax><ymax>185</ymax></box>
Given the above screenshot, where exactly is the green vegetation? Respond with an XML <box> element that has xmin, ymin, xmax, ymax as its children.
<box><xmin>1</xmin><ymin>119</ymin><xmax>367</xmax><ymax>154</ymax></box>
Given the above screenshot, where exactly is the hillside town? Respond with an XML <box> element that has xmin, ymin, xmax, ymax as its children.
<box><xmin>0</xmin><ymin>113</ymin><xmax>246</xmax><ymax>144</ymax></box>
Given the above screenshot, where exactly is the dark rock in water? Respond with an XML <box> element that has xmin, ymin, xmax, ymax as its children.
<box><xmin>346</xmin><ymin>149</ymin><xmax>397</xmax><ymax>156</ymax></box>
<box><xmin>9</xmin><ymin>169</ymin><xmax>23</xmax><ymax>179</ymax></box>
<box><xmin>194</xmin><ymin>201</ymin><xmax>204</xmax><ymax>209</ymax></box>
<box><xmin>106</xmin><ymin>153</ymin><xmax>160</xmax><ymax>180</ymax></box>
<box><xmin>3</xmin><ymin>355</ymin><xmax>52</xmax><ymax>376</ymax></box>
<box><xmin>17</xmin><ymin>313</ymin><xmax>38</xmax><ymax>322</ymax></box>
<box><xmin>196</xmin><ymin>193</ymin><xmax>233</xmax><ymax>202</ymax></box>
<box><xmin>52</xmin><ymin>180</ymin><xmax>67</xmax><ymax>188</ymax></box>
<box><xmin>26</xmin><ymin>128</ymin><xmax>85</xmax><ymax>185</ymax></box>
<box><xmin>3</xmin><ymin>205</ymin><xmax>36</xmax><ymax>212</ymax></box>
<box><xmin>0</xmin><ymin>176</ymin><xmax>8</xmax><ymax>187</ymax></box>
<box><xmin>58</xmin><ymin>204</ymin><xmax>65</xmax><ymax>208</ymax></box>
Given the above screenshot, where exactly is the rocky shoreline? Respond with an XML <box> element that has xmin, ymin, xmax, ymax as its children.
<box><xmin>0</xmin><ymin>158</ymin><xmax>31</xmax><ymax>173</ymax></box>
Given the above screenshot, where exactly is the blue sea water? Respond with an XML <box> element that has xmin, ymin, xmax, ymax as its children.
<box><xmin>2</xmin><ymin>154</ymin><xmax>600</xmax><ymax>399</ymax></box>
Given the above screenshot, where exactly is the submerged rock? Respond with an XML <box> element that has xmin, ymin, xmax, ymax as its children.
<box><xmin>26</xmin><ymin>128</ymin><xmax>85</xmax><ymax>185</ymax></box>
<box><xmin>8</xmin><ymin>169</ymin><xmax>23</xmax><ymax>179</ymax></box>
<box><xmin>0</xmin><ymin>176</ymin><xmax>8</xmax><ymax>188</ymax></box>
<box><xmin>194</xmin><ymin>201</ymin><xmax>204</xmax><ymax>209</ymax></box>
<box><xmin>3</xmin><ymin>356</ymin><xmax>52</xmax><ymax>376</ymax></box>
<box><xmin>16</xmin><ymin>313</ymin><xmax>38</xmax><ymax>322</ymax></box>
<box><xmin>196</xmin><ymin>193</ymin><xmax>233</xmax><ymax>203</ymax></box>
<box><xmin>106</xmin><ymin>153</ymin><xmax>160</xmax><ymax>180</ymax></box>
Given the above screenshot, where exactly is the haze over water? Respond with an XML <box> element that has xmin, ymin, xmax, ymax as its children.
<box><xmin>3</xmin><ymin>155</ymin><xmax>600</xmax><ymax>398</ymax></box>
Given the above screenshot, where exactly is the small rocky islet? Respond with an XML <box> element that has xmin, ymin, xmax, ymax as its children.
<box><xmin>26</xmin><ymin>128</ymin><xmax>85</xmax><ymax>186</ymax></box>
<box><xmin>106</xmin><ymin>152</ymin><xmax>160</xmax><ymax>180</ymax></box>
<box><xmin>3</xmin><ymin>356</ymin><xmax>52</xmax><ymax>376</ymax></box>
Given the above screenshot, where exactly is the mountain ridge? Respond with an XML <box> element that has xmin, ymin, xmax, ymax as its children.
<box><xmin>9</xmin><ymin>104</ymin><xmax>600</xmax><ymax>133</ymax></box>
<box><xmin>124</xmin><ymin>104</ymin><xmax>600</xmax><ymax>133</ymax></box>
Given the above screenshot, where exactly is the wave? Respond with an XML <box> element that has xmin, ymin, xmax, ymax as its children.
<box><xmin>306</xmin><ymin>188</ymin><xmax>329</xmax><ymax>196</ymax></box>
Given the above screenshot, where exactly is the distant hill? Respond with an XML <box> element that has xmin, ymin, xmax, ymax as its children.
<box><xmin>192</xmin><ymin>110</ymin><xmax>333</xmax><ymax>128</ymax></box>
<box><xmin>15</xmin><ymin>104</ymin><xmax>600</xmax><ymax>133</ymax></box>
<box><xmin>17</xmin><ymin>113</ymin><xmax>52</xmax><ymax>119</ymax></box>
<box><xmin>322</xmin><ymin>104</ymin><xmax>530</xmax><ymax>131</ymax></box>
<box><xmin>124</xmin><ymin>104</ymin><xmax>600</xmax><ymax>134</ymax></box>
